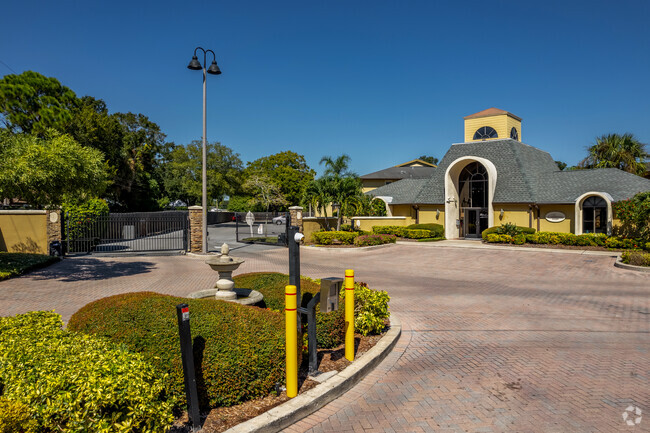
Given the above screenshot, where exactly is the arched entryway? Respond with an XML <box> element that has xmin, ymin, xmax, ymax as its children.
<box><xmin>574</xmin><ymin>192</ymin><xmax>613</xmax><ymax>235</ymax></box>
<box><xmin>444</xmin><ymin>157</ymin><xmax>498</xmax><ymax>239</ymax></box>
<box><xmin>458</xmin><ymin>162</ymin><xmax>489</xmax><ymax>238</ymax></box>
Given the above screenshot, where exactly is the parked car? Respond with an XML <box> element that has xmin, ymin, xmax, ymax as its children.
<box><xmin>232</xmin><ymin>214</ymin><xmax>243</xmax><ymax>222</ymax></box>
<box><xmin>272</xmin><ymin>215</ymin><xmax>287</xmax><ymax>225</ymax></box>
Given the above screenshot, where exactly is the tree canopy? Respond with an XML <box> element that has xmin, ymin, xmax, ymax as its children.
<box><xmin>418</xmin><ymin>155</ymin><xmax>439</xmax><ymax>165</ymax></box>
<box><xmin>0</xmin><ymin>71</ymin><xmax>79</xmax><ymax>135</ymax></box>
<box><xmin>244</xmin><ymin>151</ymin><xmax>315</xmax><ymax>207</ymax></box>
<box><xmin>0</xmin><ymin>130</ymin><xmax>108</xmax><ymax>206</ymax></box>
<box><xmin>580</xmin><ymin>133</ymin><xmax>648</xmax><ymax>176</ymax></box>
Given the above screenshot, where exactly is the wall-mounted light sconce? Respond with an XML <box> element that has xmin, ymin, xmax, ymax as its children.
<box><xmin>500</xmin><ymin>209</ymin><xmax>504</xmax><ymax>219</ymax></box>
<box><xmin>436</xmin><ymin>209</ymin><xmax>440</xmax><ymax>218</ymax></box>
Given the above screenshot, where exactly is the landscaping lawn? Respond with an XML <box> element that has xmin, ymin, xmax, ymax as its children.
<box><xmin>0</xmin><ymin>253</ymin><xmax>59</xmax><ymax>280</ymax></box>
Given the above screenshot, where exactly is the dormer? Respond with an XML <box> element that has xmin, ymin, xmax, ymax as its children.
<box><xmin>464</xmin><ymin>108</ymin><xmax>522</xmax><ymax>142</ymax></box>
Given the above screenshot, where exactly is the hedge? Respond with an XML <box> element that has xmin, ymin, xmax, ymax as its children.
<box><xmin>353</xmin><ymin>234</ymin><xmax>396</xmax><ymax>246</ymax></box>
<box><xmin>406</xmin><ymin>223</ymin><xmax>444</xmax><ymax>238</ymax></box>
<box><xmin>0</xmin><ymin>311</ymin><xmax>174</xmax><ymax>433</ymax></box>
<box><xmin>312</xmin><ymin>231</ymin><xmax>358</xmax><ymax>245</ymax></box>
<box><xmin>481</xmin><ymin>224</ymin><xmax>536</xmax><ymax>240</ymax></box>
<box><xmin>485</xmin><ymin>231</ymin><xmax>646</xmax><ymax>250</ymax></box>
<box><xmin>372</xmin><ymin>225</ymin><xmax>441</xmax><ymax>239</ymax></box>
<box><xmin>0</xmin><ymin>397</ymin><xmax>37</xmax><ymax>433</ymax></box>
<box><xmin>233</xmin><ymin>273</ymin><xmax>345</xmax><ymax>348</ymax></box>
<box><xmin>0</xmin><ymin>253</ymin><xmax>59</xmax><ymax>281</ymax></box>
<box><xmin>69</xmin><ymin>292</ymin><xmax>285</xmax><ymax>409</ymax></box>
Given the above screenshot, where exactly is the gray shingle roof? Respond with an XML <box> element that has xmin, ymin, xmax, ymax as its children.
<box><xmin>366</xmin><ymin>178</ymin><xmax>427</xmax><ymax>204</ymax></box>
<box><xmin>366</xmin><ymin>138</ymin><xmax>650</xmax><ymax>205</ymax></box>
<box><xmin>536</xmin><ymin>168</ymin><xmax>650</xmax><ymax>203</ymax></box>
<box><xmin>360</xmin><ymin>166</ymin><xmax>435</xmax><ymax>180</ymax></box>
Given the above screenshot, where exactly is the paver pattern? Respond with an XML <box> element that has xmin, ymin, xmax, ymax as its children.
<box><xmin>1</xmin><ymin>242</ymin><xmax>648</xmax><ymax>432</ymax></box>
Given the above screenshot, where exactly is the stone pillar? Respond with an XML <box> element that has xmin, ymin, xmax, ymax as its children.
<box><xmin>289</xmin><ymin>206</ymin><xmax>303</xmax><ymax>232</ymax></box>
<box><xmin>46</xmin><ymin>209</ymin><xmax>62</xmax><ymax>245</ymax></box>
<box><xmin>188</xmin><ymin>206</ymin><xmax>203</xmax><ymax>253</ymax></box>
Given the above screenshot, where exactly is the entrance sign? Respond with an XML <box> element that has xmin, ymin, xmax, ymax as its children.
<box><xmin>545</xmin><ymin>211</ymin><xmax>565</xmax><ymax>223</ymax></box>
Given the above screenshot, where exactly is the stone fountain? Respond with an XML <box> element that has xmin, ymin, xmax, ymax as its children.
<box><xmin>187</xmin><ymin>243</ymin><xmax>263</xmax><ymax>305</ymax></box>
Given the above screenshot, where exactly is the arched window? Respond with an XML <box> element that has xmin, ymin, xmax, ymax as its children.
<box><xmin>473</xmin><ymin>126</ymin><xmax>498</xmax><ymax>140</ymax></box>
<box><xmin>510</xmin><ymin>127</ymin><xmax>519</xmax><ymax>140</ymax></box>
<box><xmin>459</xmin><ymin>162</ymin><xmax>488</xmax><ymax>208</ymax></box>
<box><xmin>582</xmin><ymin>196</ymin><xmax>607</xmax><ymax>234</ymax></box>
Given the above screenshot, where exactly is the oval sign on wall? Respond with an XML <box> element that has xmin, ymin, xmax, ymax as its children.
<box><xmin>545</xmin><ymin>211</ymin><xmax>565</xmax><ymax>223</ymax></box>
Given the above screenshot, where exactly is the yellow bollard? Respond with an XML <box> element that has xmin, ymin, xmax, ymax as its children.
<box><xmin>285</xmin><ymin>284</ymin><xmax>298</xmax><ymax>398</ymax></box>
<box><xmin>345</xmin><ymin>269</ymin><xmax>355</xmax><ymax>361</ymax></box>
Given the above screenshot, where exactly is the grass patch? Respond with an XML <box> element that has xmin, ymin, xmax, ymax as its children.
<box><xmin>0</xmin><ymin>253</ymin><xmax>59</xmax><ymax>280</ymax></box>
<box><xmin>417</xmin><ymin>237</ymin><xmax>446</xmax><ymax>242</ymax></box>
<box><xmin>240</xmin><ymin>236</ymin><xmax>279</xmax><ymax>244</ymax></box>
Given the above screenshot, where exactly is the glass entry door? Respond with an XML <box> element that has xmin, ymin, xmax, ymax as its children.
<box><xmin>463</xmin><ymin>207</ymin><xmax>488</xmax><ymax>238</ymax></box>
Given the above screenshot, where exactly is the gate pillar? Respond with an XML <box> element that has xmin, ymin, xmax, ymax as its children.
<box><xmin>46</xmin><ymin>209</ymin><xmax>62</xmax><ymax>245</ymax></box>
<box><xmin>289</xmin><ymin>206</ymin><xmax>303</xmax><ymax>233</ymax></box>
<box><xmin>188</xmin><ymin>206</ymin><xmax>203</xmax><ymax>253</ymax></box>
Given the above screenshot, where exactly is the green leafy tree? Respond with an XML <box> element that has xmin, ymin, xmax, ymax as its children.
<box><xmin>0</xmin><ymin>71</ymin><xmax>79</xmax><ymax>135</ymax></box>
<box><xmin>243</xmin><ymin>175</ymin><xmax>288</xmax><ymax>212</ymax></box>
<box><xmin>418</xmin><ymin>155</ymin><xmax>439</xmax><ymax>165</ymax></box>
<box><xmin>162</xmin><ymin>141</ymin><xmax>243</xmax><ymax>207</ymax></box>
<box><xmin>555</xmin><ymin>160</ymin><xmax>567</xmax><ymax>171</ymax></box>
<box><xmin>580</xmin><ymin>133</ymin><xmax>648</xmax><ymax>176</ymax></box>
<box><xmin>244</xmin><ymin>151</ymin><xmax>315</xmax><ymax>208</ymax></box>
<box><xmin>613</xmin><ymin>192</ymin><xmax>650</xmax><ymax>241</ymax></box>
<box><xmin>0</xmin><ymin>130</ymin><xmax>108</xmax><ymax>207</ymax></box>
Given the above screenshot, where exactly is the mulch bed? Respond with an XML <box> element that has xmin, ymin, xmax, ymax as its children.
<box><xmin>170</xmin><ymin>330</ymin><xmax>386</xmax><ymax>432</ymax></box>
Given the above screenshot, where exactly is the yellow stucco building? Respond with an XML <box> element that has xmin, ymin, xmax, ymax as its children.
<box><xmin>367</xmin><ymin>108</ymin><xmax>650</xmax><ymax>239</ymax></box>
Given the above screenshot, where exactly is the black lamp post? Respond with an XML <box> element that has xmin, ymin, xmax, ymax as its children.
<box><xmin>187</xmin><ymin>47</ymin><xmax>221</xmax><ymax>254</ymax></box>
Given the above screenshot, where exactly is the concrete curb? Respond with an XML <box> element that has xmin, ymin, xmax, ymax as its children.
<box><xmin>301</xmin><ymin>243</ymin><xmax>396</xmax><ymax>253</ymax></box>
<box><xmin>614</xmin><ymin>258</ymin><xmax>650</xmax><ymax>273</ymax></box>
<box><xmin>223</xmin><ymin>315</ymin><xmax>402</xmax><ymax>433</ymax></box>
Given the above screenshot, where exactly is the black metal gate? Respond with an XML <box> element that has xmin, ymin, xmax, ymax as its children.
<box><xmin>235</xmin><ymin>211</ymin><xmax>289</xmax><ymax>246</ymax></box>
<box><xmin>64</xmin><ymin>211</ymin><xmax>189</xmax><ymax>254</ymax></box>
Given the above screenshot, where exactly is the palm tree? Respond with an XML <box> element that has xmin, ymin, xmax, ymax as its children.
<box><xmin>303</xmin><ymin>177</ymin><xmax>334</xmax><ymax>229</ymax></box>
<box><xmin>319</xmin><ymin>154</ymin><xmax>355</xmax><ymax>178</ymax></box>
<box><xmin>331</xmin><ymin>176</ymin><xmax>362</xmax><ymax>230</ymax></box>
<box><xmin>580</xmin><ymin>133</ymin><xmax>648</xmax><ymax>175</ymax></box>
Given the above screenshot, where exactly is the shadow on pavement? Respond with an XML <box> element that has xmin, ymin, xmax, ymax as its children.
<box><xmin>29</xmin><ymin>257</ymin><xmax>156</xmax><ymax>282</ymax></box>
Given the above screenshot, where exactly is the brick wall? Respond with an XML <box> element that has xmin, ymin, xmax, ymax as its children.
<box><xmin>188</xmin><ymin>206</ymin><xmax>203</xmax><ymax>253</ymax></box>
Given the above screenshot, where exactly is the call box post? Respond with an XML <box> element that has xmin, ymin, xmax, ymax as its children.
<box><xmin>176</xmin><ymin>303</ymin><xmax>201</xmax><ymax>432</ymax></box>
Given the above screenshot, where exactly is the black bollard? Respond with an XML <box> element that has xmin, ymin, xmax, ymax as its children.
<box><xmin>176</xmin><ymin>303</ymin><xmax>201</xmax><ymax>432</ymax></box>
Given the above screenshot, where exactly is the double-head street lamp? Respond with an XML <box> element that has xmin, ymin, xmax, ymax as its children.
<box><xmin>187</xmin><ymin>47</ymin><xmax>221</xmax><ymax>254</ymax></box>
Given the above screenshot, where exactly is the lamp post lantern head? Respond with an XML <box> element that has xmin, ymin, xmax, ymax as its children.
<box><xmin>187</xmin><ymin>56</ymin><xmax>202</xmax><ymax>70</ymax></box>
<box><xmin>207</xmin><ymin>61</ymin><xmax>221</xmax><ymax>75</ymax></box>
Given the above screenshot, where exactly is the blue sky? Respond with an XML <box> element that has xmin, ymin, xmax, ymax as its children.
<box><xmin>1</xmin><ymin>0</ymin><xmax>649</xmax><ymax>175</ymax></box>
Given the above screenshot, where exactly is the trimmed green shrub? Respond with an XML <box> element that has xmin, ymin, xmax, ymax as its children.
<box><xmin>312</xmin><ymin>231</ymin><xmax>358</xmax><ymax>245</ymax></box>
<box><xmin>234</xmin><ymin>273</ymin><xmax>345</xmax><ymax>349</ymax></box>
<box><xmin>406</xmin><ymin>223</ymin><xmax>444</xmax><ymax>238</ymax></box>
<box><xmin>340</xmin><ymin>224</ymin><xmax>353</xmax><ymax>232</ymax></box>
<box><xmin>352</xmin><ymin>282</ymin><xmax>390</xmax><ymax>336</ymax></box>
<box><xmin>485</xmin><ymin>234</ymin><xmax>512</xmax><ymax>243</ymax></box>
<box><xmin>482</xmin><ymin>224</ymin><xmax>535</xmax><ymax>240</ymax></box>
<box><xmin>513</xmin><ymin>234</ymin><xmax>526</xmax><ymax>245</ymax></box>
<box><xmin>372</xmin><ymin>225</ymin><xmax>403</xmax><ymax>236</ymax></box>
<box><xmin>69</xmin><ymin>292</ymin><xmax>285</xmax><ymax>409</ymax></box>
<box><xmin>354</xmin><ymin>234</ymin><xmax>397</xmax><ymax>246</ymax></box>
<box><xmin>0</xmin><ymin>311</ymin><xmax>174</xmax><ymax>433</ymax></box>
<box><xmin>400</xmin><ymin>229</ymin><xmax>431</xmax><ymax>239</ymax></box>
<box><xmin>0</xmin><ymin>398</ymin><xmax>37</xmax><ymax>433</ymax></box>
<box><xmin>621</xmin><ymin>251</ymin><xmax>650</xmax><ymax>267</ymax></box>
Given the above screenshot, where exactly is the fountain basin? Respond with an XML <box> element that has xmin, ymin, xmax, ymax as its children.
<box><xmin>187</xmin><ymin>288</ymin><xmax>263</xmax><ymax>306</ymax></box>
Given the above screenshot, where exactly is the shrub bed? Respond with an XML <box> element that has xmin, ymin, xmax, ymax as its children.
<box><xmin>372</xmin><ymin>225</ymin><xmax>441</xmax><ymax>239</ymax></box>
<box><xmin>0</xmin><ymin>311</ymin><xmax>174</xmax><ymax>433</ymax></box>
<box><xmin>353</xmin><ymin>234</ymin><xmax>396</xmax><ymax>246</ymax></box>
<box><xmin>481</xmin><ymin>224</ymin><xmax>536</xmax><ymax>240</ymax></box>
<box><xmin>0</xmin><ymin>253</ymin><xmax>59</xmax><ymax>280</ymax></box>
<box><xmin>312</xmin><ymin>231</ymin><xmax>358</xmax><ymax>245</ymax></box>
<box><xmin>621</xmin><ymin>251</ymin><xmax>650</xmax><ymax>267</ymax></box>
<box><xmin>0</xmin><ymin>397</ymin><xmax>37</xmax><ymax>433</ymax></box>
<box><xmin>406</xmin><ymin>223</ymin><xmax>444</xmax><ymax>238</ymax></box>
<box><xmin>485</xmin><ymin>229</ymin><xmax>645</xmax><ymax>250</ymax></box>
<box><xmin>233</xmin><ymin>273</ymin><xmax>345</xmax><ymax>348</ymax></box>
<box><xmin>69</xmin><ymin>292</ymin><xmax>285</xmax><ymax>409</ymax></box>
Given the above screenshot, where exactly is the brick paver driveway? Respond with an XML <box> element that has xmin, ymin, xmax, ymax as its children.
<box><xmin>2</xmin><ymin>243</ymin><xmax>648</xmax><ymax>432</ymax></box>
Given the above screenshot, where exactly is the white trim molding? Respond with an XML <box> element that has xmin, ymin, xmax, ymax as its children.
<box><xmin>574</xmin><ymin>191</ymin><xmax>613</xmax><ymax>235</ymax></box>
<box><xmin>443</xmin><ymin>156</ymin><xmax>498</xmax><ymax>239</ymax></box>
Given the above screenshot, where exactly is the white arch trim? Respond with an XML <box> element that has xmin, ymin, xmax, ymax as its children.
<box><xmin>374</xmin><ymin>196</ymin><xmax>393</xmax><ymax>217</ymax></box>
<box><xmin>574</xmin><ymin>191</ymin><xmax>613</xmax><ymax>235</ymax></box>
<box><xmin>443</xmin><ymin>156</ymin><xmax>498</xmax><ymax>239</ymax></box>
